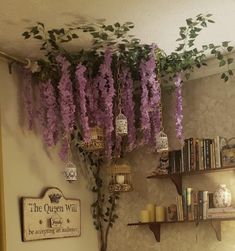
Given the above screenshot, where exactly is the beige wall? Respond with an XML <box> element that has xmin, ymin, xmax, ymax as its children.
<box><xmin>109</xmin><ymin>74</ymin><xmax>235</xmax><ymax>251</ymax></box>
<box><xmin>0</xmin><ymin>60</ymin><xmax>99</xmax><ymax>251</ymax></box>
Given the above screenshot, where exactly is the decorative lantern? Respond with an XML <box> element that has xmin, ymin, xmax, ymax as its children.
<box><xmin>80</xmin><ymin>126</ymin><xmax>104</xmax><ymax>152</ymax></box>
<box><xmin>156</xmin><ymin>130</ymin><xmax>169</xmax><ymax>153</ymax></box>
<box><xmin>64</xmin><ymin>161</ymin><xmax>77</xmax><ymax>182</ymax></box>
<box><xmin>115</xmin><ymin>112</ymin><xmax>128</xmax><ymax>136</ymax></box>
<box><xmin>108</xmin><ymin>164</ymin><xmax>133</xmax><ymax>192</ymax></box>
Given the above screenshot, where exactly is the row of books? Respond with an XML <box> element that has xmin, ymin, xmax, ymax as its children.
<box><xmin>176</xmin><ymin>188</ymin><xmax>235</xmax><ymax>221</ymax></box>
<box><xmin>168</xmin><ymin>136</ymin><xmax>226</xmax><ymax>174</ymax></box>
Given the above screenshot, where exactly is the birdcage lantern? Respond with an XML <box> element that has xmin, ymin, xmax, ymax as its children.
<box><xmin>156</xmin><ymin>130</ymin><xmax>169</xmax><ymax>153</ymax></box>
<box><xmin>64</xmin><ymin>161</ymin><xmax>77</xmax><ymax>182</ymax></box>
<box><xmin>108</xmin><ymin>164</ymin><xmax>133</xmax><ymax>192</ymax></box>
<box><xmin>80</xmin><ymin>126</ymin><xmax>104</xmax><ymax>152</ymax></box>
<box><xmin>115</xmin><ymin>113</ymin><xmax>128</xmax><ymax>136</ymax></box>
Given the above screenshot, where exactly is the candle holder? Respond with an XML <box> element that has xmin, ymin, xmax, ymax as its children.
<box><xmin>108</xmin><ymin>163</ymin><xmax>133</xmax><ymax>192</ymax></box>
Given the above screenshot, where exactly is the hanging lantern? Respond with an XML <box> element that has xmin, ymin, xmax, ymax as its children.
<box><xmin>156</xmin><ymin>130</ymin><xmax>169</xmax><ymax>153</ymax></box>
<box><xmin>108</xmin><ymin>164</ymin><xmax>133</xmax><ymax>192</ymax></box>
<box><xmin>64</xmin><ymin>161</ymin><xmax>77</xmax><ymax>182</ymax></box>
<box><xmin>80</xmin><ymin>126</ymin><xmax>104</xmax><ymax>152</ymax></box>
<box><xmin>115</xmin><ymin>112</ymin><xmax>128</xmax><ymax>136</ymax></box>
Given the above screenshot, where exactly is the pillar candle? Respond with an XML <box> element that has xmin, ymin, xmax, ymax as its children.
<box><xmin>146</xmin><ymin>204</ymin><xmax>155</xmax><ymax>222</ymax></box>
<box><xmin>155</xmin><ymin>206</ymin><xmax>165</xmax><ymax>222</ymax></box>
<box><xmin>140</xmin><ymin>210</ymin><xmax>150</xmax><ymax>223</ymax></box>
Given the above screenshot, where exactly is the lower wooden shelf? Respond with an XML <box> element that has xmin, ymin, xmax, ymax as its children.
<box><xmin>127</xmin><ymin>217</ymin><xmax>235</xmax><ymax>242</ymax></box>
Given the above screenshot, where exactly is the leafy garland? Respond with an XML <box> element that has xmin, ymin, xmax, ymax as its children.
<box><xmin>20</xmin><ymin>14</ymin><xmax>234</xmax><ymax>251</ymax></box>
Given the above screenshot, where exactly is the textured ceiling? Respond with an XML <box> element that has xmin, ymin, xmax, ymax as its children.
<box><xmin>0</xmin><ymin>0</ymin><xmax>235</xmax><ymax>60</ymax></box>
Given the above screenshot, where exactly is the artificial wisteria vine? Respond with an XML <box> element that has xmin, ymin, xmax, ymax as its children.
<box><xmin>139</xmin><ymin>49</ymin><xmax>161</xmax><ymax>146</ymax></box>
<box><xmin>96</xmin><ymin>49</ymin><xmax>115</xmax><ymax>158</ymax></box>
<box><xmin>174</xmin><ymin>72</ymin><xmax>184</xmax><ymax>144</ymax></box>
<box><xmin>120</xmin><ymin>67</ymin><xmax>136</xmax><ymax>151</ymax></box>
<box><xmin>75</xmin><ymin>64</ymin><xmax>90</xmax><ymax>142</ymax></box>
<box><xmin>22</xmin><ymin>69</ymin><xmax>34</xmax><ymax>130</ymax></box>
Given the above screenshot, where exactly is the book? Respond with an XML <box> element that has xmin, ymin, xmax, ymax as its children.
<box><xmin>190</xmin><ymin>138</ymin><xmax>196</xmax><ymax>171</ymax></box>
<box><xmin>214</xmin><ymin>136</ymin><xmax>227</xmax><ymax>168</ymax></box>
<box><xmin>195</xmin><ymin>139</ymin><xmax>200</xmax><ymax>170</ymax></box>
<box><xmin>176</xmin><ymin>195</ymin><xmax>184</xmax><ymax>221</ymax></box>
<box><xmin>203</xmin><ymin>191</ymin><xmax>208</xmax><ymax>219</ymax></box>
<box><xmin>205</xmin><ymin>139</ymin><xmax>211</xmax><ymax>169</ymax></box>
<box><xmin>198</xmin><ymin>191</ymin><xmax>204</xmax><ymax>220</ymax></box>
<box><xmin>208</xmin><ymin>207</ymin><xmax>235</xmax><ymax>214</ymax></box>
<box><xmin>207</xmin><ymin>213</ymin><xmax>235</xmax><ymax>219</ymax></box>
<box><xmin>186</xmin><ymin>187</ymin><xmax>193</xmax><ymax>220</ymax></box>
<box><xmin>182</xmin><ymin>188</ymin><xmax>187</xmax><ymax>220</ymax></box>
<box><xmin>208</xmin><ymin>193</ymin><xmax>214</xmax><ymax>208</ymax></box>
<box><xmin>192</xmin><ymin>191</ymin><xmax>198</xmax><ymax>220</ymax></box>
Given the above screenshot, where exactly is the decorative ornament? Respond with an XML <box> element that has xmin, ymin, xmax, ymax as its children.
<box><xmin>115</xmin><ymin>113</ymin><xmax>128</xmax><ymax>136</ymax></box>
<box><xmin>155</xmin><ymin>150</ymin><xmax>169</xmax><ymax>175</ymax></box>
<box><xmin>64</xmin><ymin>161</ymin><xmax>77</xmax><ymax>182</ymax></box>
<box><xmin>156</xmin><ymin>130</ymin><xmax>169</xmax><ymax>153</ymax></box>
<box><xmin>108</xmin><ymin>163</ymin><xmax>132</xmax><ymax>192</ymax></box>
<box><xmin>80</xmin><ymin>126</ymin><xmax>104</xmax><ymax>152</ymax></box>
<box><xmin>213</xmin><ymin>184</ymin><xmax>232</xmax><ymax>208</ymax></box>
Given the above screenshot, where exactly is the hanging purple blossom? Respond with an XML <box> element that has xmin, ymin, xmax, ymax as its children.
<box><xmin>22</xmin><ymin>69</ymin><xmax>34</xmax><ymax>130</ymax></box>
<box><xmin>174</xmin><ymin>72</ymin><xmax>184</xmax><ymax>144</ymax></box>
<box><xmin>139</xmin><ymin>47</ymin><xmax>161</xmax><ymax>146</ymax></box>
<box><xmin>42</xmin><ymin>80</ymin><xmax>58</xmax><ymax>146</ymax></box>
<box><xmin>120</xmin><ymin>67</ymin><xmax>136</xmax><ymax>151</ymax></box>
<box><xmin>75</xmin><ymin>63</ymin><xmax>90</xmax><ymax>142</ymax></box>
<box><xmin>56</xmin><ymin>55</ymin><xmax>76</xmax><ymax>134</ymax></box>
<box><xmin>96</xmin><ymin>49</ymin><xmax>115</xmax><ymax>158</ymax></box>
<box><xmin>59</xmin><ymin>137</ymin><xmax>69</xmax><ymax>162</ymax></box>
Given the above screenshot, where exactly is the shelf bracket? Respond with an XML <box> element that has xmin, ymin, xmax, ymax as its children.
<box><xmin>211</xmin><ymin>220</ymin><xmax>222</xmax><ymax>241</ymax></box>
<box><xmin>170</xmin><ymin>174</ymin><xmax>182</xmax><ymax>195</ymax></box>
<box><xmin>149</xmin><ymin>223</ymin><xmax>161</xmax><ymax>242</ymax></box>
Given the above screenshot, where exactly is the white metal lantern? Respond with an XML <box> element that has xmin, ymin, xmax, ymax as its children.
<box><xmin>108</xmin><ymin>164</ymin><xmax>133</xmax><ymax>192</ymax></box>
<box><xmin>64</xmin><ymin>161</ymin><xmax>77</xmax><ymax>182</ymax></box>
<box><xmin>115</xmin><ymin>113</ymin><xmax>128</xmax><ymax>136</ymax></box>
<box><xmin>156</xmin><ymin>130</ymin><xmax>169</xmax><ymax>152</ymax></box>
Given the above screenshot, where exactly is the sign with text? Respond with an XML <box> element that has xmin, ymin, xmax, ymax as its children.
<box><xmin>22</xmin><ymin>187</ymin><xmax>81</xmax><ymax>241</ymax></box>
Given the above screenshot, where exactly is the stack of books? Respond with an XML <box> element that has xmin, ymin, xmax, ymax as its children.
<box><xmin>168</xmin><ymin>136</ymin><xmax>226</xmax><ymax>174</ymax></box>
<box><xmin>207</xmin><ymin>207</ymin><xmax>235</xmax><ymax>219</ymax></box>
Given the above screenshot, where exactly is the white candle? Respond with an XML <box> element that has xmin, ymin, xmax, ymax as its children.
<box><xmin>116</xmin><ymin>175</ymin><xmax>125</xmax><ymax>184</ymax></box>
<box><xmin>155</xmin><ymin>206</ymin><xmax>165</xmax><ymax>222</ymax></box>
<box><xmin>140</xmin><ymin>210</ymin><xmax>150</xmax><ymax>223</ymax></box>
<box><xmin>146</xmin><ymin>204</ymin><xmax>155</xmax><ymax>222</ymax></box>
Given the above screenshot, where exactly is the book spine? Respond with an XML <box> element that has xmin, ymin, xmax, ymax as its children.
<box><xmin>203</xmin><ymin>191</ymin><xmax>208</xmax><ymax>220</ymax></box>
<box><xmin>208</xmin><ymin>193</ymin><xmax>214</xmax><ymax>208</ymax></box>
<box><xmin>195</xmin><ymin>139</ymin><xmax>199</xmax><ymax>171</ymax></box>
<box><xmin>211</xmin><ymin>140</ymin><xmax>216</xmax><ymax>169</ymax></box>
<box><xmin>190</xmin><ymin>138</ymin><xmax>196</xmax><ymax>171</ymax></box>
<box><xmin>192</xmin><ymin>191</ymin><xmax>198</xmax><ymax>220</ymax></box>
<box><xmin>181</xmin><ymin>149</ymin><xmax>184</xmax><ymax>173</ymax></box>
<box><xmin>182</xmin><ymin>188</ymin><xmax>187</xmax><ymax>220</ymax></box>
<box><xmin>187</xmin><ymin>139</ymin><xmax>191</xmax><ymax>171</ymax></box>
<box><xmin>199</xmin><ymin>139</ymin><xmax>204</xmax><ymax>170</ymax></box>
<box><xmin>205</xmin><ymin>139</ymin><xmax>210</xmax><ymax>169</ymax></box>
<box><xmin>187</xmin><ymin>187</ymin><xmax>193</xmax><ymax>220</ymax></box>
<box><xmin>207</xmin><ymin>213</ymin><xmax>235</xmax><ymax>219</ymax></box>
<box><xmin>215</xmin><ymin>136</ymin><xmax>223</xmax><ymax>168</ymax></box>
<box><xmin>198</xmin><ymin>191</ymin><xmax>203</xmax><ymax>220</ymax></box>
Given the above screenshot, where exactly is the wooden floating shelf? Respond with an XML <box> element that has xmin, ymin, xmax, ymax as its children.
<box><xmin>128</xmin><ymin>217</ymin><xmax>235</xmax><ymax>242</ymax></box>
<box><xmin>147</xmin><ymin>166</ymin><xmax>235</xmax><ymax>195</ymax></box>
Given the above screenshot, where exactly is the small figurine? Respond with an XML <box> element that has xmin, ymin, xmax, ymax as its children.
<box><xmin>155</xmin><ymin>150</ymin><xmax>169</xmax><ymax>175</ymax></box>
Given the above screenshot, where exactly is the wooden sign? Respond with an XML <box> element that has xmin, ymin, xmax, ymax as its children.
<box><xmin>22</xmin><ymin>187</ymin><xmax>81</xmax><ymax>241</ymax></box>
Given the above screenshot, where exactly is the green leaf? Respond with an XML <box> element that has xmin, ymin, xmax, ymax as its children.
<box><xmin>228</xmin><ymin>70</ymin><xmax>233</xmax><ymax>76</ymax></box>
<box><xmin>221</xmin><ymin>73</ymin><xmax>226</xmax><ymax>79</ymax></box>
<box><xmin>206</xmin><ymin>14</ymin><xmax>213</xmax><ymax>17</ymax></box>
<box><xmin>208</xmin><ymin>19</ymin><xmax>215</xmax><ymax>23</ymax></box>
<box><xmin>222</xmin><ymin>41</ymin><xmax>229</xmax><ymax>47</ymax></box>
<box><xmin>227</xmin><ymin>58</ymin><xmax>234</xmax><ymax>64</ymax></box>
<box><xmin>227</xmin><ymin>46</ymin><xmax>233</xmax><ymax>52</ymax></box>
<box><xmin>176</xmin><ymin>44</ymin><xmax>184</xmax><ymax>51</ymax></box>
<box><xmin>72</xmin><ymin>33</ymin><xmax>79</xmax><ymax>38</ymax></box>
<box><xmin>22</xmin><ymin>31</ymin><xmax>30</xmax><ymax>39</ymax></box>
<box><xmin>114</xmin><ymin>22</ymin><xmax>120</xmax><ymax>27</ymax></box>
<box><xmin>34</xmin><ymin>35</ymin><xmax>43</xmax><ymax>40</ymax></box>
<box><xmin>186</xmin><ymin>18</ymin><xmax>193</xmax><ymax>25</ymax></box>
<box><xmin>219</xmin><ymin>60</ymin><xmax>226</xmax><ymax>67</ymax></box>
<box><xmin>105</xmin><ymin>25</ymin><xmax>114</xmax><ymax>32</ymax></box>
<box><xmin>202</xmin><ymin>45</ymin><xmax>208</xmax><ymax>50</ymax></box>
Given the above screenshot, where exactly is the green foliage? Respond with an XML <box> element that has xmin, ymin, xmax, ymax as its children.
<box><xmin>22</xmin><ymin>14</ymin><xmax>234</xmax><ymax>84</ymax></box>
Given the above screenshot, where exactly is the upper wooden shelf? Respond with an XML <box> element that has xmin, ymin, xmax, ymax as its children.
<box><xmin>147</xmin><ymin>165</ymin><xmax>235</xmax><ymax>179</ymax></box>
<box><xmin>146</xmin><ymin>166</ymin><xmax>235</xmax><ymax>195</ymax></box>
<box><xmin>128</xmin><ymin>217</ymin><xmax>235</xmax><ymax>242</ymax></box>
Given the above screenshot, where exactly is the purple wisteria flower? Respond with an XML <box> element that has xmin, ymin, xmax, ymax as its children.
<box><xmin>22</xmin><ymin>69</ymin><xmax>34</xmax><ymax>130</ymax></box>
<box><xmin>174</xmin><ymin>72</ymin><xmax>184</xmax><ymax>144</ymax></box>
<box><xmin>56</xmin><ymin>55</ymin><xmax>76</xmax><ymax>134</ymax></box>
<box><xmin>120</xmin><ymin>67</ymin><xmax>136</xmax><ymax>151</ymax></box>
<box><xmin>75</xmin><ymin>63</ymin><xmax>90</xmax><ymax>142</ymax></box>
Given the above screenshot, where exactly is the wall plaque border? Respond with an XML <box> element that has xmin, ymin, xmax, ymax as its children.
<box><xmin>21</xmin><ymin>187</ymin><xmax>81</xmax><ymax>241</ymax></box>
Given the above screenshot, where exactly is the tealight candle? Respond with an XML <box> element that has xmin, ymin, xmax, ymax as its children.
<box><xmin>146</xmin><ymin>204</ymin><xmax>155</xmax><ymax>222</ymax></box>
<box><xmin>140</xmin><ymin>210</ymin><xmax>150</xmax><ymax>223</ymax></box>
<box><xmin>116</xmin><ymin>175</ymin><xmax>125</xmax><ymax>184</ymax></box>
<box><xmin>155</xmin><ymin>206</ymin><xmax>165</xmax><ymax>222</ymax></box>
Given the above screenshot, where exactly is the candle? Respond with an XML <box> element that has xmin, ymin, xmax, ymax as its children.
<box><xmin>146</xmin><ymin>204</ymin><xmax>155</xmax><ymax>222</ymax></box>
<box><xmin>155</xmin><ymin>206</ymin><xmax>165</xmax><ymax>222</ymax></box>
<box><xmin>140</xmin><ymin>210</ymin><xmax>150</xmax><ymax>223</ymax></box>
<box><xmin>116</xmin><ymin>174</ymin><xmax>125</xmax><ymax>184</ymax></box>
